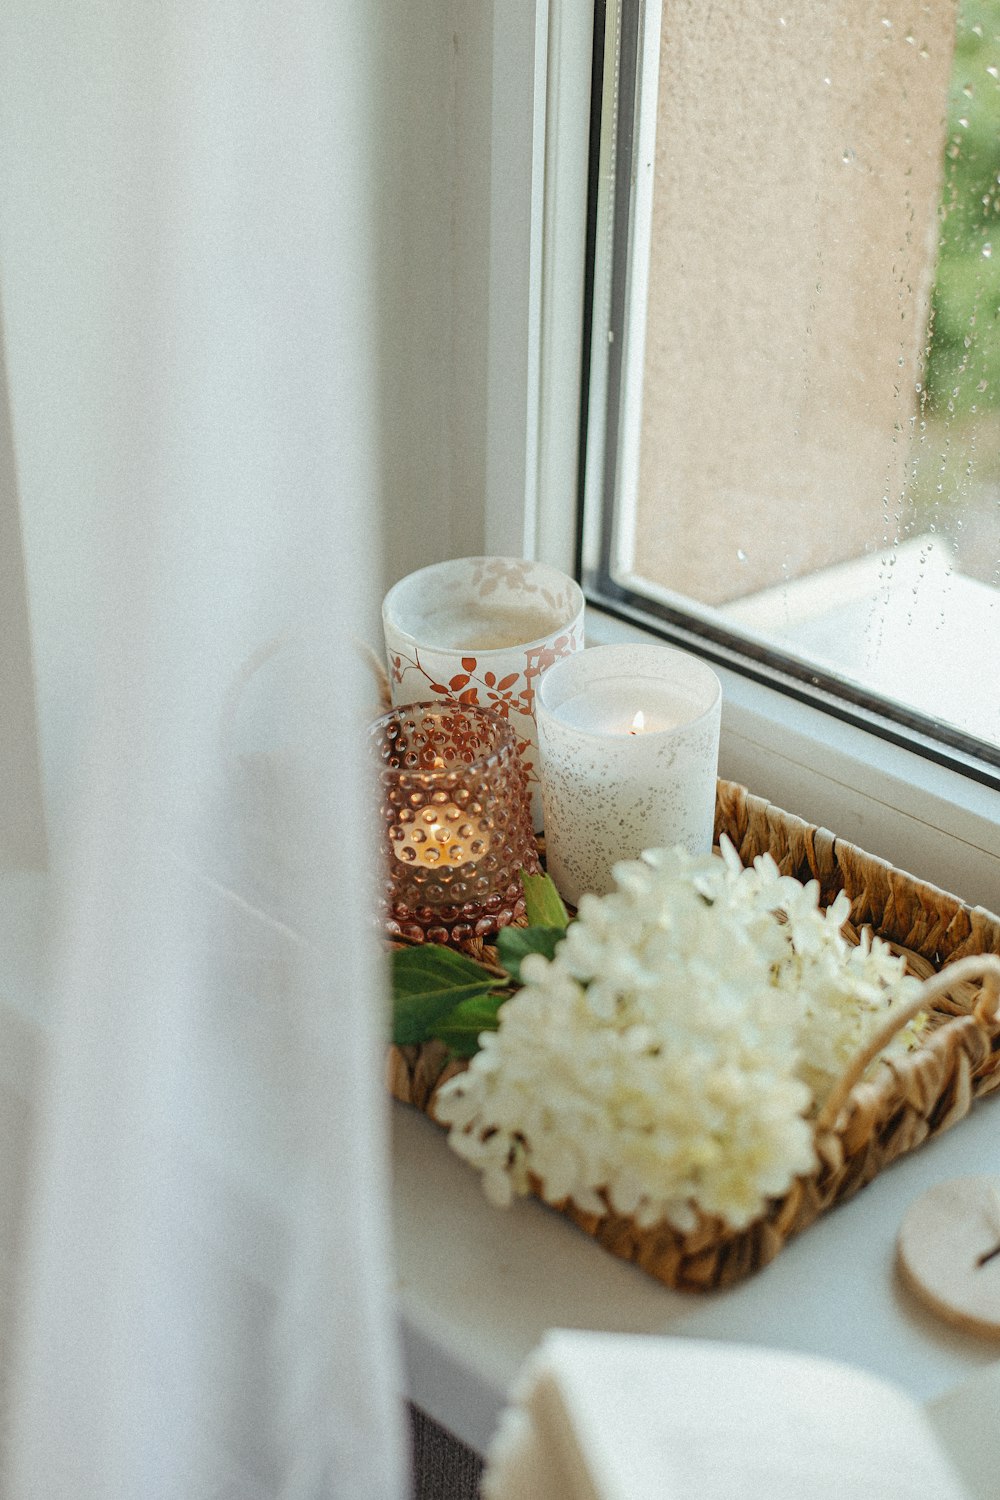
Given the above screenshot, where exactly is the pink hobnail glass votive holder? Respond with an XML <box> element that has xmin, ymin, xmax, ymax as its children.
<box><xmin>371</xmin><ymin>702</ymin><xmax>541</xmax><ymax>944</ymax></box>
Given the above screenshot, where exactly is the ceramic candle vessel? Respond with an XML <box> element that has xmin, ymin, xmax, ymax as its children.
<box><xmin>535</xmin><ymin>644</ymin><xmax>721</xmax><ymax>903</ymax></box>
<box><xmin>371</xmin><ymin>702</ymin><xmax>540</xmax><ymax>943</ymax></box>
<box><xmin>381</xmin><ymin>556</ymin><xmax>585</xmax><ymax>830</ymax></box>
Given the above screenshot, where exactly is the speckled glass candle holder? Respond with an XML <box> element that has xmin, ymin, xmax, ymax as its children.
<box><xmin>371</xmin><ymin>702</ymin><xmax>541</xmax><ymax>944</ymax></box>
<box><xmin>382</xmin><ymin>556</ymin><xmax>585</xmax><ymax>832</ymax></box>
<box><xmin>535</xmin><ymin>644</ymin><xmax>722</xmax><ymax>904</ymax></box>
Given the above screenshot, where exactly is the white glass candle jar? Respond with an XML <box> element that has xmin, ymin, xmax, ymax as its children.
<box><xmin>535</xmin><ymin>644</ymin><xmax>722</xmax><ymax>903</ymax></box>
<box><xmin>382</xmin><ymin>556</ymin><xmax>585</xmax><ymax>830</ymax></box>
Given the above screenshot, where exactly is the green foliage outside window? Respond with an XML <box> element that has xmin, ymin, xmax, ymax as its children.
<box><xmin>924</xmin><ymin>0</ymin><xmax>1000</xmax><ymax>415</ymax></box>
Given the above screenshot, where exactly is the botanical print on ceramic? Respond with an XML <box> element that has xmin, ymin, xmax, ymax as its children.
<box><xmin>467</xmin><ymin>555</ymin><xmax>578</xmax><ymax>617</ymax></box>
<box><xmin>388</xmin><ymin>625</ymin><xmax>583</xmax><ymax>787</ymax></box>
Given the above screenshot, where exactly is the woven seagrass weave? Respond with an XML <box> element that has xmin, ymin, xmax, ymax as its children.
<box><xmin>387</xmin><ymin>779</ymin><xmax>1000</xmax><ymax>1292</ymax></box>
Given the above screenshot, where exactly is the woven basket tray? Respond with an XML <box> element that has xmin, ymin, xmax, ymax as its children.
<box><xmin>387</xmin><ymin>778</ymin><xmax>1000</xmax><ymax>1292</ymax></box>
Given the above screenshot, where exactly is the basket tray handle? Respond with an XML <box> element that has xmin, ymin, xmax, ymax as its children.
<box><xmin>814</xmin><ymin>955</ymin><xmax>1000</xmax><ymax>1134</ymax></box>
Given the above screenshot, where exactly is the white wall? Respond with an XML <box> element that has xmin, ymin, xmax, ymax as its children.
<box><xmin>0</xmin><ymin>331</ymin><xmax>44</xmax><ymax>867</ymax></box>
<box><xmin>375</xmin><ymin>0</ymin><xmax>496</xmax><ymax>600</ymax></box>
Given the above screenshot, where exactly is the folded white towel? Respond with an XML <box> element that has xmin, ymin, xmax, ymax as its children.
<box><xmin>482</xmin><ymin>1332</ymin><xmax>972</xmax><ymax>1500</ymax></box>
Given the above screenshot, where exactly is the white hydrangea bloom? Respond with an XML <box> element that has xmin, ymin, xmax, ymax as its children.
<box><xmin>435</xmin><ymin>840</ymin><xmax>923</xmax><ymax>1232</ymax></box>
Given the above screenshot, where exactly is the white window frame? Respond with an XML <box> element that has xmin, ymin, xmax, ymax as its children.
<box><xmin>480</xmin><ymin>0</ymin><xmax>1000</xmax><ymax>915</ymax></box>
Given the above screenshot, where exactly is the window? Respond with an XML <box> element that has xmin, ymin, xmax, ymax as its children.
<box><xmin>478</xmin><ymin>0</ymin><xmax>998</xmax><ymax>911</ymax></box>
<box><xmin>579</xmin><ymin>0</ymin><xmax>1000</xmax><ymax>784</ymax></box>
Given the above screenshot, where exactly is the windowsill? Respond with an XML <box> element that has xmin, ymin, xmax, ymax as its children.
<box><xmin>392</xmin><ymin>617</ymin><xmax>1000</xmax><ymax>1459</ymax></box>
<box><xmin>715</xmin><ymin>538</ymin><xmax>997</xmax><ymax>749</ymax></box>
<box><xmin>392</xmin><ymin>1092</ymin><xmax>1000</xmax><ymax>1457</ymax></box>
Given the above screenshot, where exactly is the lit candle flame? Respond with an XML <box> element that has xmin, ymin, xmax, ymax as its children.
<box><xmin>629</xmin><ymin>710</ymin><xmax>645</xmax><ymax>736</ymax></box>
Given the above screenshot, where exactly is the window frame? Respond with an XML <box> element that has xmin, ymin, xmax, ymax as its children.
<box><xmin>481</xmin><ymin>0</ymin><xmax>1000</xmax><ymax>913</ymax></box>
<box><xmin>586</xmin><ymin>0</ymin><xmax>1000</xmax><ymax>782</ymax></box>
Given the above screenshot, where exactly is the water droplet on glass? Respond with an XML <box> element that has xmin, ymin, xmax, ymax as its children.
<box><xmin>823</xmin><ymin>75</ymin><xmax>832</xmax><ymax>86</ymax></box>
<box><xmin>962</xmin><ymin>84</ymin><xmax>974</xmax><ymax>98</ymax></box>
<box><xmin>842</xmin><ymin>147</ymin><xmax>856</xmax><ymax>164</ymax></box>
<box><xmin>881</xmin><ymin>16</ymin><xmax>892</xmax><ymax>27</ymax></box>
<box><xmin>905</xmin><ymin>32</ymin><xmax>915</xmax><ymax>45</ymax></box>
<box><xmin>736</xmin><ymin>549</ymin><xmax>748</xmax><ymax>563</ymax></box>
<box><xmin>983</xmin><ymin>243</ymin><xmax>993</xmax><ymax>258</ymax></box>
<box><xmin>989</xmin><ymin>66</ymin><xmax>999</xmax><ymax>80</ymax></box>
<box><xmin>919</xmin><ymin>45</ymin><xmax>929</xmax><ymax>59</ymax></box>
<box><xmin>958</xmin><ymin>117</ymin><xmax>970</xmax><ymax>129</ymax></box>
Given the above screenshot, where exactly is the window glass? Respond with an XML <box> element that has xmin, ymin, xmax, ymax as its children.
<box><xmin>585</xmin><ymin>0</ymin><xmax>1000</xmax><ymax>766</ymax></box>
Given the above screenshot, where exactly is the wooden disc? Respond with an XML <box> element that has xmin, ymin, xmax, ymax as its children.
<box><xmin>897</xmin><ymin>1175</ymin><xmax>1000</xmax><ymax>1338</ymax></box>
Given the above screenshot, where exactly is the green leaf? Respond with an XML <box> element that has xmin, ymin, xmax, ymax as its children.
<box><xmin>392</xmin><ymin>945</ymin><xmax>497</xmax><ymax>1046</ymax></box>
<box><xmin>521</xmin><ymin>870</ymin><xmax>569</xmax><ymax>931</ymax></box>
<box><xmin>431</xmin><ymin>993</ymin><xmax>507</xmax><ymax>1058</ymax></box>
<box><xmin>495</xmin><ymin>924</ymin><xmax>564</xmax><ymax>985</ymax></box>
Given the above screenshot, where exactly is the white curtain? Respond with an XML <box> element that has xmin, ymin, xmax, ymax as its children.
<box><xmin>0</xmin><ymin>4</ymin><xmax>406</xmax><ymax>1497</ymax></box>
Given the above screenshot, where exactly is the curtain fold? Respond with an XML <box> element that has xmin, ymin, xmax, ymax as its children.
<box><xmin>0</xmin><ymin>4</ymin><xmax>405</xmax><ymax>1495</ymax></box>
